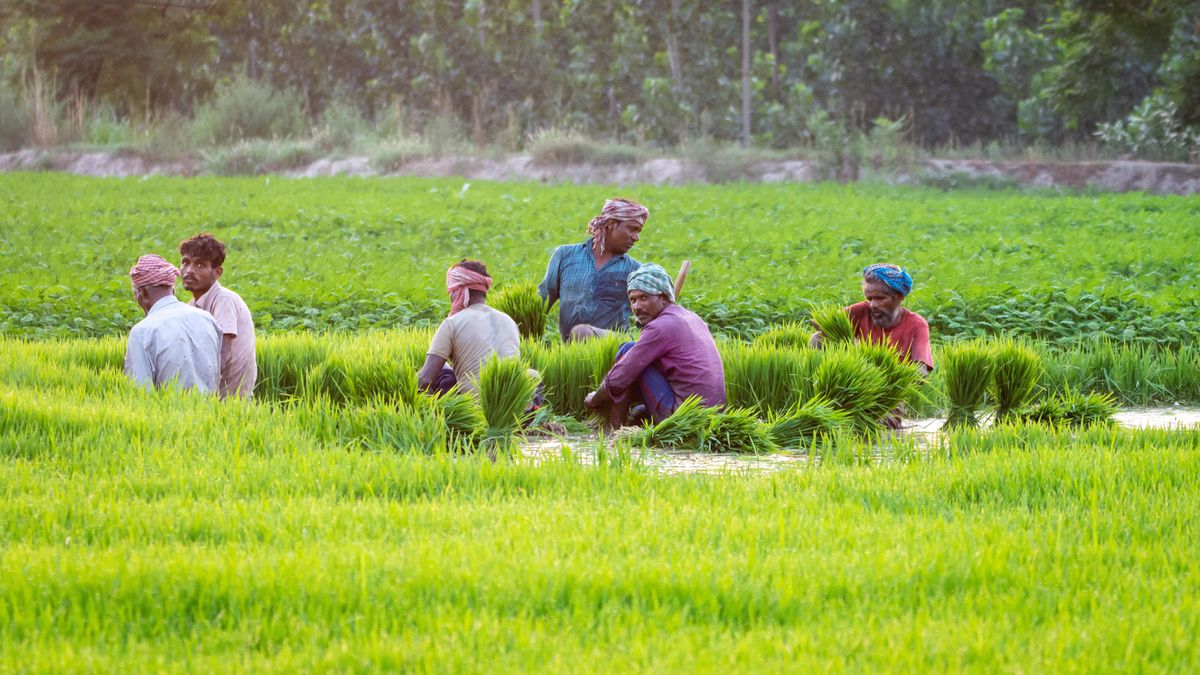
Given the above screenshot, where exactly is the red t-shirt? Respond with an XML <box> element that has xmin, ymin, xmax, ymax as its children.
<box><xmin>846</xmin><ymin>301</ymin><xmax>933</xmax><ymax>369</ymax></box>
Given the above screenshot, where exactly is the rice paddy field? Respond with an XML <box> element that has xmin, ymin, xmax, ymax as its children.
<box><xmin>2</xmin><ymin>173</ymin><xmax>1200</xmax><ymax>671</ymax></box>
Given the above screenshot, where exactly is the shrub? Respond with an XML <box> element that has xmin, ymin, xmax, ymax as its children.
<box><xmin>314</xmin><ymin>101</ymin><xmax>367</xmax><ymax>152</ymax></box>
<box><xmin>369</xmin><ymin>136</ymin><xmax>433</xmax><ymax>171</ymax></box>
<box><xmin>491</xmin><ymin>283</ymin><xmax>548</xmax><ymax>340</ymax></box>
<box><xmin>203</xmin><ymin>139</ymin><xmax>320</xmax><ymax>175</ymax></box>
<box><xmin>192</xmin><ymin>76</ymin><xmax>307</xmax><ymax>146</ymax></box>
<box><xmin>528</xmin><ymin>128</ymin><xmax>641</xmax><ymax>166</ymax></box>
<box><xmin>0</xmin><ymin>87</ymin><xmax>28</xmax><ymax>151</ymax></box>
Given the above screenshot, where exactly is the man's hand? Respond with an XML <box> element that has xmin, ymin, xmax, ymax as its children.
<box><xmin>584</xmin><ymin>391</ymin><xmax>600</xmax><ymax>409</ymax></box>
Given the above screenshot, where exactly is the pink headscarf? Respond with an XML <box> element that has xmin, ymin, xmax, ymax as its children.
<box><xmin>587</xmin><ymin>198</ymin><xmax>649</xmax><ymax>254</ymax></box>
<box><xmin>446</xmin><ymin>264</ymin><xmax>493</xmax><ymax>315</ymax></box>
<box><xmin>129</xmin><ymin>254</ymin><xmax>180</xmax><ymax>288</ymax></box>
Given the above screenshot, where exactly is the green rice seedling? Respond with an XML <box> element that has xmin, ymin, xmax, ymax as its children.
<box><xmin>415</xmin><ymin>391</ymin><xmax>486</xmax><ymax>450</ymax></box>
<box><xmin>940</xmin><ymin>340</ymin><xmax>995</xmax><ymax>428</ymax></box>
<box><xmin>809</xmin><ymin>303</ymin><xmax>855</xmax><ymax>345</ymax></box>
<box><xmin>703</xmin><ymin>408</ymin><xmax>777</xmax><ymax>454</ymax></box>
<box><xmin>61</xmin><ymin>337</ymin><xmax>125</xmax><ymax>372</ymax></box>
<box><xmin>808</xmin><ymin>347</ymin><xmax>888</xmax><ymax>432</ymax></box>
<box><xmin>256</xmin><ymin>333</ymin><xmax>330</xmax><ymax>400</ymax></box>
<box><xmin>490</xmin><ymin>282</ymin><xmax>549</xmax><ymax>341</ymax></box>
<box><xmin>535</xmin><ymin>333</ymin><xmax>624</xmax><ymax>418</ymax></box>
<box><xmin>1018</xmin><ymin>387</ymin><xmax>1119</xmax><ymax>428</ymax></box>
<box><xmin>722</xmin><ymin>344</ymin><xmax>817</xmax><ymax>416</ymax></box>
<box><xmin>753</xmin><ymin>321</ymin><xmax>814</xmax><ymax>349</ymax></box>
<box><xmin>338</xmin><ymin>402</ymin><xmax>447</xmax><ymax>454</ymax></box>
<box><xmin>476</xmin><ymin>355</ymin><xmax>540</xmax><ymax>443</ymax></box>
<box><xmin>630</xmin><ymin>396</ymin><xmax>717</xmax><ymax>449</ymax></box>
<box><xmin>766</xmin><ymin>395</ymin><xmax>852</xmax><ymax>448</ymax></box>
<box><xmin>853</xmin><ymin>339</ymin><xmax>923</xmax><ymax>414</ymax></box>
<box><xmin>988</xmin><ymin>338</ymin><xmax>1044</xmax><ymax>422</ymax></box>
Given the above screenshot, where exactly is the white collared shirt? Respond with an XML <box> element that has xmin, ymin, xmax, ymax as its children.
<box><xmin>124</xmin><ymin>295</ymin><xmax>222</xmax><ymax>393</ymax></box>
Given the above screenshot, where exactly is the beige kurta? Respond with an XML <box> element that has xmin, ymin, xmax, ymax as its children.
<box><xmin>190</xmin><ymin>281</ymin><xmax>257</xmax><ymax>399</ymax></box>
<box><xmin>427</xmin><ymin>303</ymin><xmax>520</xmax><ymax>394</ymax></box>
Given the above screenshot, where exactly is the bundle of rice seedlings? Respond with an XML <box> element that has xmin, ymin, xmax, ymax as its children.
<box><xmin>301</xmin><ymin>355</ymin><xmax>416</xmax><ymax>406</ymax></box>
<box><xmin>940</xmin><ymin>340</ymin><xmax>995</xmax><ymax>428</ymax></box>
<box><xmin>853</xmin><ymin>339</ymin><xmax>922</xmax><ymax>414</ymax></box>
<box><xmin>723</xmin><ymin>344</ymin><xmax>816</xmax><ymax>417</ymax></box>
<box><xmin>476</xmin><ymin>355</ymin><xmax>541</xmax><ymax>443</ymax></box>
<box><xmin>702</xmin><ymin>407</ymin><xmax>776</xmax><ymax>454</ymax></box>
<box><xmin>809</xmin><ymin>304</ymin><xmax>855</xmax><ymax>345</ymax></box>
<box><xmin>1017</xmin><ymin>387</ymin><xmax>1118</xmax><ymax>428</ymax></box>
<box><xmin>753</xmin><ymin>321</ymin><xmax>814</xmax><ymax>349</ymax></box>
<box><xmin>809</xmin><ymin>348</ymin><xmax>888</xmax><ymax>432</ymax></box>
<box><xmin>988</xmin><ymin>338</ymin><xmax>1043</xmax><ymax>422</ymax></box>
<box><xmin>630</xmin><ymin>396</ymin><xmax>717</xmax><ymax>449</ymax></box>
<box><xmin>415</xmin><ymin>391</ymin><xmax>486</xmax><ymax>450</ymax></box>
<box><xmin>766</xmin><ymin>395</ymin><xmax>851</xmax><ymax>448</ymax></box>
<box><xmin>491</xmin><ymin>282</ymin><xmax>548</xmax><ymax>341</ymax></box>
<box><xmin>536</xmin><ymin>333</ymin><xmax>623</xmax><ymax>418</ymax></box>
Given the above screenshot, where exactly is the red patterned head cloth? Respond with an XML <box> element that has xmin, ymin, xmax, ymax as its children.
<box><xmin>587</xmin><ymin>198</ymin><xmax>649</xmax><ymax>254</ymax></box>
<box><xmin>129</xmin><ymin>254</ymin><xmax>180</xmax><ymax>288</ymax></box>
<box><xmin>446</xmin><ymin>264</ymin><xmax>493</xmax><ymax>316</ymax></box>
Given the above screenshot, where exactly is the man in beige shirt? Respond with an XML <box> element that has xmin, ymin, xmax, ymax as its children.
<box><xmin>180</xmin><ymin>233</ymin><xmax>258</xmax><ymax>399</ymax></box>
<box><xmin>418</xmin><ymin>260</ymin><xmax>521</xmax><ymax>395</ymax></box>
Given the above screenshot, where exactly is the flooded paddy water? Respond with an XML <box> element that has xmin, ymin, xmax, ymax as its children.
<box><xmin>520</xmin><ymin>407</ymin><xmax>1200</xmax><ymax>475</ymax></box>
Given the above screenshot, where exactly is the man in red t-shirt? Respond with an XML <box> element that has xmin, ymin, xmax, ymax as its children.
<box><xmin>810</xmin><ymin>263</ymin><xmax>932</xmax><ymax>427</ymax></box>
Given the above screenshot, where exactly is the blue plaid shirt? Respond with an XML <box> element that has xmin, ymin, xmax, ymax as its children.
<box><xmin>539</xmin><ymin>239</ymin><xmax>641</xmax><ymax>340</ymax></box>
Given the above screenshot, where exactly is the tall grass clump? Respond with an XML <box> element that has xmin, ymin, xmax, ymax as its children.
<box><xmin>490</xmin><ymin>283</ymin><xmax>548</xmax><ymax>340</ymax></box>
<box><xmin>722</xmin><ymin>344</ymin><xmax>817</xmax><ymax>417</ymax></box>
<box><xmin>988</xmin><ymin>338</ymin><xmax>1044</xmax><ymax>422</ymax></box>
<box><xmin>629</xmin><ymin>396</ymin><xmax>717</xmax><ymax>450</ymax></box>
<box><xmin>476</xmin><ymin>356</ymin><xmax>540</xmax><ymax>446</ymax></box>
<box><xmin>0</xmin><ymin>87</ymin><xmax>28</xmax><ymax>151</ymax></box>
<box><xmin>766</xmin><ymin>395</ymin><xmax>852</xmax><ymax>448</ymax></box>
<box><xmin>809</xmin><ymin>304</ymin><xmax>855</xmax><ymax>345</ymax></box>
<box><xmin>191</xmin><ymin>76</ymin><xmax>306</xmax><ymax>146</ymax></box>
<box><xmin>528</xmin><ymin>128</ymin><xmax>641</xmax><ymax>166</ymax></box>
<box><xmin>703</xmin><ymin>408</ymin><xmax>776</xmax><ymax>454</ymax></box>
<box><xmin>941</xmin><ymin>340</ymin><xmax>996</xmax><ymax>428</ymax></box>
<box><xmin>807</xmin><ymin>347</ymin><xmax>888</xmax><ymax>432</ymax></box>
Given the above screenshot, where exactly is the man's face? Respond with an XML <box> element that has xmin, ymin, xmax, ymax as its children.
<box><xmin>862</xmin><ymin>280</ymin><xmax>904</xmax><ymax>328</ymax></box>
<box><xmin>606</xmin><ymin>219</ymin><xmax>643</xmax><ymax>254</ymax></box>
<box><xmin>629</xmin><ymin>289</ymin><xmax>669</xmax><ymax>325</ymax></box>
<box><xmin>181</xmin><ymin>255</ymin><xmax>221</xmax><ymax>295</ymax></box>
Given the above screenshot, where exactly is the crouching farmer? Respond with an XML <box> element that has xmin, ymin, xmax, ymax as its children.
<box><xmin>418</xmin><ymin>261</ymin><xmax>540</xmax><ymax>408</ymax></box>
<box><xmin>585</xmin><ymin>263</ymin><xmax>725</xmax><ymax>428</ymax></box>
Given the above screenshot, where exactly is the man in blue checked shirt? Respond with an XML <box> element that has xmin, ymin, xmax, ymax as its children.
<box><xmin>538</xmin><ymin>198</ymin><xmax>648</xmax><ymax>341</ymax></box>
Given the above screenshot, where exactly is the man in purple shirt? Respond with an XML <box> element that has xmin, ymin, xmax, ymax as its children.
<box><xmin>585</xmin><ymin>263</ymin><xmax>726</xmax><ymax>428</ymax></box>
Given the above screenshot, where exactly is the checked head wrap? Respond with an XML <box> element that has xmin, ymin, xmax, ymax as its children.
<box><xmin>863</xmin><ymin>263</ymin><xmax>913</xmax><ymax>297</ymax></box>
<box><xmin>587</xmin><ymin>198</ymin><xmax>649</xmax><ymax>254</ymax></box>
<box><xmin>129</xmin><ymin>254</ymin><xmax>180</xmax><ymax>288</ymax></box>
<box><xmin>446</xmin><ymin>263</ymin><xmax>493</xmax><ymax>316</ymax></box>
<box><xmin>627</xmin><ymin>263</ymin><xmax>674</xmax><ymax>303</ymax></box>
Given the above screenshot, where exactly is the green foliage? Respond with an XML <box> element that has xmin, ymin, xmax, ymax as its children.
<box><xmin>809</xmin><ymin>304</ymin><xmax>855</xmax><ymax>346</ymax></box>
<box><xmin>941</xmin><ymin>340</ymin><xmax>996</xmax><ymax>428</ymax></box>
<box><xmin>192</xmin><ymin>77</ymin><xmax>307</xmax><ymax>146</ymax></box>
<box><xmin>528</xmin><ymin>129</ymin><xmax>641</xmax><ymax>166</ymax></box>
<box><xmin>490</xmin><ymin>283</ymin><xmax>548</xmax><ymax>341</ymax></box>
<box><xmin>1095</xmin><ymin>94</ymin><xmax>1199</xmax><ymax>162</ymax></box>
<box><xmin>808</xmin><ymin>347</ymin><xmax>888</xmax><ymax>432</ymax></box>
<box><xmin>630</xmin><ymin>396</ymin><xmax>717</xmax><ymax>450</ymax></box>
<box><xmin>753</xmin><ymin>321</ymin><xmax>813</xmax><ymax>349</ymax></box>
<box><xmin>722</xmin><ymin>344</ymin><xmax>816</xmax><ymax>417</ymax></box>
<box><xmin>1017</xmin><ymin>388</ymin><xmax>1119</xmax><ymax>428</ymax></box>
<box><xmin>0</xmin><ymin>87</ymin><xmax>28</xmax><ymax>151</ymax></box>
<box><xmin>416</xmin><ymin>391</ymin><xmax>486</xmax><ymax>450</ymax></box>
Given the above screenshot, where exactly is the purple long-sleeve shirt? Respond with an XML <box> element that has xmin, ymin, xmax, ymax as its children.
<box><xmin>603</xmin><ymin>304</ymin><xmax>726</xmax><ymax>407</ymax></box>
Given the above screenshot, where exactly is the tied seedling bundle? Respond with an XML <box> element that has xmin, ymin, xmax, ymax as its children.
<box><xmin>491</xmin><ymin>282</ymin><xmax>549</xmax><ymax>341</ymax></box>
<box><xmin>941</xmin><ymin>340</ymin><xmax>995</xmax><ymax>428</ymax></box>
<box><xmin>809</xmin><ymin>304</ymin><xmax>855</xmax><ymax>345</ymax></box>
<box><xmin>476</xmin><ymin>355</ymin><xmax>541</xmax><ymax>449</ymax></box>
<box><xmin>988</xmin><ymin>338</ymin><xmax>1043</xmax><ymax>422</ymax></box>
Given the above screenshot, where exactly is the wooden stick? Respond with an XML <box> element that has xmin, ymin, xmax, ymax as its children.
<box><xmin>673</xmin><ymin>260</ymin><xmax>692</xmax><ymax>300</ymax></box>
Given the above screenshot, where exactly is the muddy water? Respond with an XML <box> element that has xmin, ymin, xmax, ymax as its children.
<box><xmin>520</xmin><ymin>407</ymin><xmax>1200</xmax><ymax>476</ymax></box>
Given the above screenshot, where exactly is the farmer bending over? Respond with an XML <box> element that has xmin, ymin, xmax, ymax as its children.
<box><xmin>124</xmin><ymin>254</ymin><xmax>221</xmax><ymax>393</ymax></box>
<box><xmin>539</xmin><ymin>198</ymin><xmax>647</xmax><ymax>342</ymax></box>
<box><xmin>811</xmin><ymin>263</ymin><xmax>932</xmax><ymax>427</ymax></box>
<box><xmin>180</xmin><ymin>233</ymin><xmax>257</xmax><ymax>399</ymax></box>
<box><xmin>419</xmin><ymin>260</ymin><xmax>525</xmax><ymax>396</ymax></box>
<box><xmin>585</xmin><ymin>263</ymin><xmax>726</xmax><ymax>428</ymax></box>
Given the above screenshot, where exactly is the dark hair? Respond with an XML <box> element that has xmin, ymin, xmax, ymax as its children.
<box><xmin>455</xmin><ymin>259</ymin><xmax>489</xmax><ymax>277</ymax></box>
<box><xmin>179</xmin><ymin>233</ymin><xmax>226</xmax><ymax>267</ymax></box>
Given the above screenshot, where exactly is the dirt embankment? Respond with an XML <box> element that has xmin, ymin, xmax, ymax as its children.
<box><xmin>2</xmin><ymin>149</ymin><xmax>1198</xmax><ymax>194</ymax></box>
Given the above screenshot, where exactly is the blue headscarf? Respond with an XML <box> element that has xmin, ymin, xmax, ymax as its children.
<box><xmin>863</xmin><ymin>263</ymin><xmax>913</xmax><ymax>296</ymax></box>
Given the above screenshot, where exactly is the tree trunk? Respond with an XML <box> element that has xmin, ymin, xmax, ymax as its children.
<box><xmin>532</xmin><ymin>0</ymin><xmax>542</xmax><ymax>37</ymax></box>
<box><xmin>741</xmin><ymin>0</ymin><xmax>751</xmax><ymax>147</ymax></box>
<box><xmin>767</xmin><ymin>1</ymin><xmax>780</xmax><ymax>94</ymax></box>
<box><xmin>665</xmin><ymin>0</ymin><xmax>683</xmax><ymax>93</ymax></box>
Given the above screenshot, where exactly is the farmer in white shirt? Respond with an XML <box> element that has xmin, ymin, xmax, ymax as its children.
<box><xmin>124</xmin><ymin>254</ymin><xmax>221</xmax><ymax>393</ymax></box>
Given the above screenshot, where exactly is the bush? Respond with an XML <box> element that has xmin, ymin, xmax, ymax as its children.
<box><xmin>192</xmin><ymin>76</ymin><xmax>307</xmax><ymax>146</ymax></box>
<box><xmin>0</xmin><ymin>88</ymin><xmax>28</xmax><ymax>151</ymax></box>
<box><xmin>528</xmin><ymin>128</ymin><xmax>641</xmax><ymax>166</ymax></box>
<box><xmin>314</xmin><ymin>101</ymin><xmax>367</xmax><ymax>152</ymax></box>
<box><xmin>203</xmin><ymin>139</ymin><xmax>320</xmax><ymax>175</ymax></box>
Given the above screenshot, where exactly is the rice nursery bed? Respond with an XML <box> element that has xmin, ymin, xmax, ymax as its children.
<box><xmin>2</xmin><ymin>336</ymin><xmax>1200</xmax><ymax>670</ymax></box>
